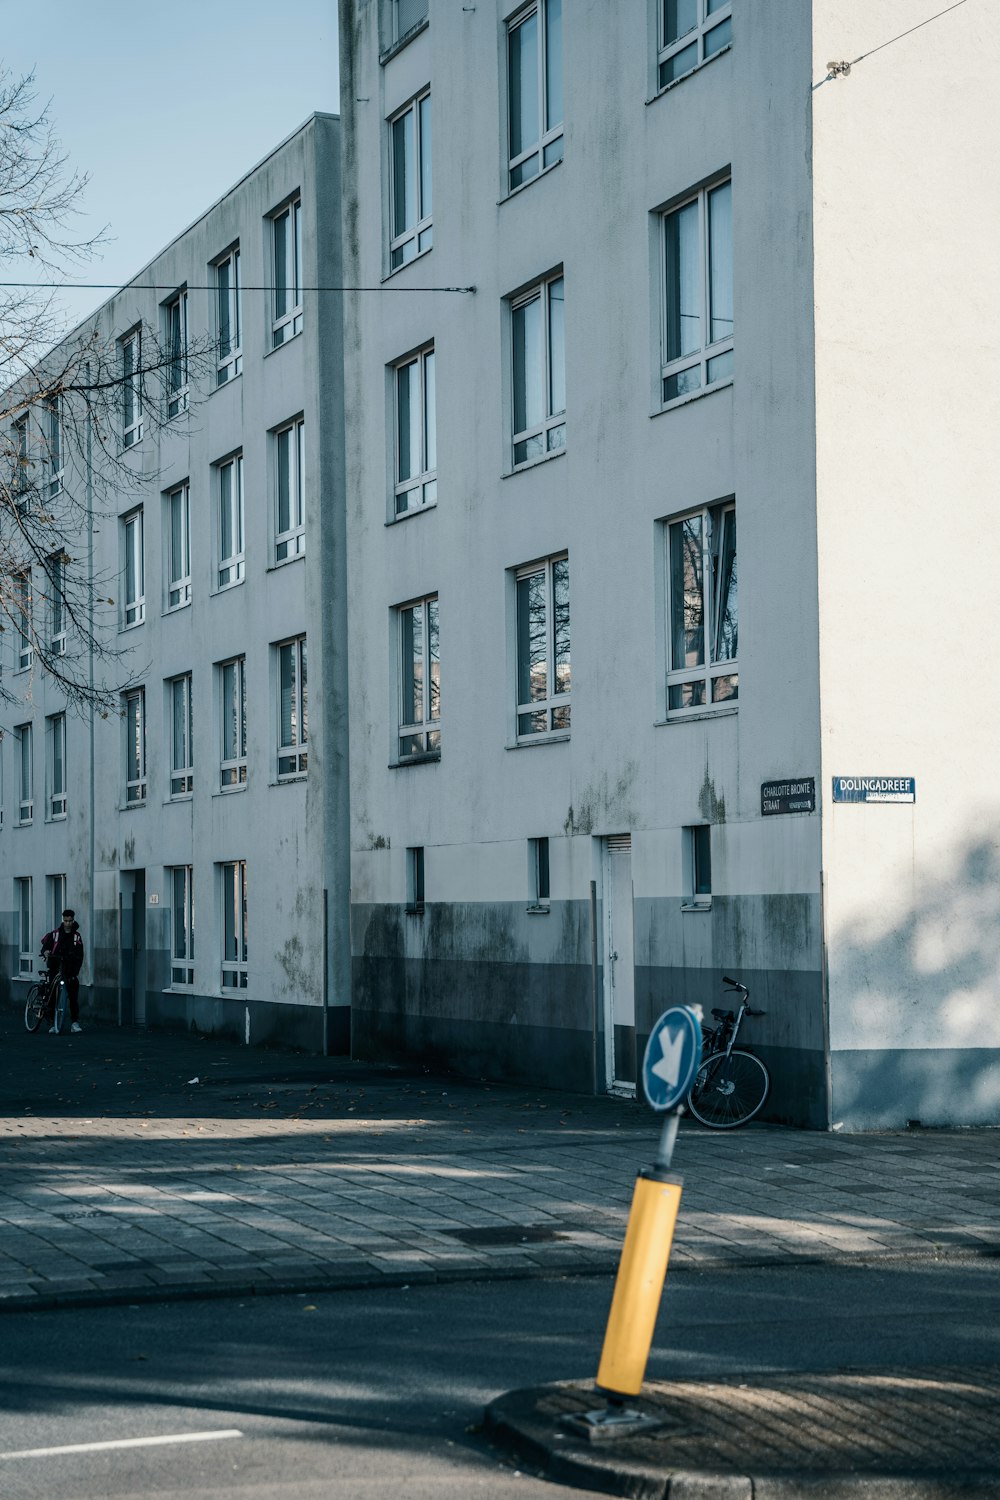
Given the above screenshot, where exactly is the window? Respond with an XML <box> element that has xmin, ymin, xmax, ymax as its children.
<box><xmin>46</xmin><ymin>553</ymin><xmax>67</xmax><ymax>657</ymax></box>
<box><xmin>515</xmin><ymin>554</ymin><xmax>570</xmax><ymax>737</ymax></box>
<box><xmin>16</xmin><ymin>723</ymin><xmax>32</xmax><ymax>824</ymax></box>
<box><xmin>397</xmin><ymin>595</ymin><xmax>439</xmax><ymax>759</ymax></box>
<box><xmin>220</xmin><ymin>860</ymin><xmax>248</xmax><ymax>989</ymax></box>
<box><xmin>215</xmin><ymin>246</ymin><xmax>242</xmax><ymax>383</ymax></box>
<box><xmin>45</xmin><ymin>395</ymin><xmax>63</xmax><ymax>498</ymax></box>
<box><xmin>661</xmin><ymin>178</ymin><xmax>733</xmax><ymax>403</ymax></box>
<box><xmin>406</xmin><ymin>846</ymin><xmax>425</xmax><ymax>909</ymax></box>
<box><xmin>12</xmin><ymin>414</ymin><xmax>30</xmax><ymax>508</ymax></box>
<box><xmin>271</xmin><ymin>198</ymin><xmax>302</xmax><ymax>347</ymax></box>
<box><xmin>164</xmin><ymin>289</ymin><xmax>189</xmax><ymax>418</ymax></box>
<box><xmin>121</xmin><ymin>328</ymin><xmax>142</xmax><ymax>447</ymax></box>
<box><xmin>393</xmin><ymin>346</ymin><xmax>436</xmax><ymax>515</ymax></box>
<box><xmin>15</xmin><ymin>878</ymin><xmax>33</xmax><ymax>975</ymax></box>
<box><xmin>14</xmin><ymin>570</ymin><xmax>32</xmax><ymax>671</ymax></box>
<box><xmin>46</xmin><ymin>713</ymin><xmax>66</xmax><ymax>819</ymax></box>
<box><xmin>389</xmin><ymin>91</ymin><xmax>432</xmax><ymax>269</ymax></box>
<box><xmin>169</xmin><ymin>865</ymin><xmax>194</xmax><ymax>986</ymax></box>
<box><xmin>123</xmin><ymin>689</ymin><xmax>147</xmax><ymax>805</ymax></box>
<box><xmin>276</xmin><ymin>636</ymin><xmax>307</xmax><ymax>778</ymax></box>
<box><xmin>511</xmin><ymin>273</ymin><xmax>565</xmax><ymax>465</ymax></box>
<box><xmin>507</xmin><ymin>0</ymin><xmax>563</xmax><ymax>191</ymax></box>
<box><xmin>530</xmin><ymin>836</ymin><xmax>550</xmax><ymax>905</ymax></box>
<box><xmin>47</xmin><ymin>874</ymin><xmax>66</xmax><ymax>930</ymax></box>
<box><xmin>686</xmin><ymin>825</ymin><xmax>712</xmax><ymax>905</ymax></box>
<box><xmin>666</xmin><ymin>501</ymin><xmax>737</xmax><ymax>713</ymax></box>
<box><xmin>169</xmin><ymin>674</ymin><xmax>193</xmax><ymax>796</ymax></box>
<box><xmin>166</xmin><ymin>481</ymin><xmax>191</xmax><ymax>608</ymax></box>
<box><xmin>392</xmin><ymin>0</ymin><xmax>427</xmax><ymax>42</ymax></box>
<box><xmin>217</xmin><ymin>454</ymin><xmax>244</xmax><ymax>588</ymax></box>
<box><xmin>220</xmin><ymin>656</ymin><xmax>247</xmax><ymax>789</ymax></box>
<box><xmin>121</xmin><ymin>508</ymin><xmax>145</xmax><ymax>627</ymax></box>
<box><xmin>274</xmin><ymin>418</ymin><xmax>305</xmax><ymax>560</ymax></box>
<box><xmin>658</xmin><ymin>0</ymin><xmax>732</xmax><ymax>88</ymax></box>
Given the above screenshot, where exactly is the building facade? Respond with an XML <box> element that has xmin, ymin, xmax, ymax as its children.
<box><xmin>6</xmin><ymin>5</ymin><xmax>999</xmax><ymax>1133</ymax></box>
<box><xmin>338</xmin><ymin>0</ymin><xmax>1000</xmax><ymax>1129</ymax></box>
<box><xmin>1</xmin><ymin>114</ymin><xmax>352</xmax><ymax>1053</ymax></box>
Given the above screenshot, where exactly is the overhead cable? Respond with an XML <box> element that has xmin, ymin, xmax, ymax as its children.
<box><xmin>818</xmin><ymin>0</ymin><xmax>971</xmax><ymax>85</ymax></box>
<box><xmin>0</xmin><ymin>281</ymin><xmax>476</xmax><ymax>293</ymax></box>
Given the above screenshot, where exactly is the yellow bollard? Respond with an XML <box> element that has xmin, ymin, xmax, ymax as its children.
<box><xmin>576</xmin><ymin>1007</ymin><xmax>699</xmax><ymax>1432</ymax></box>
<box><xmin>596</xmin><ymin>1169</ymin><xmax>683</xmax><ymax>1399</ymax></box>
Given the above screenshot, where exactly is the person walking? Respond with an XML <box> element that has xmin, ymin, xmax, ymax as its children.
<box><xmin>41</xmin><ymin>908</ymin><xmax>85</xmax><ymax>1034</ymax></box>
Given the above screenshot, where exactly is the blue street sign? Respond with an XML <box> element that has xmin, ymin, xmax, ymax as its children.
<box><xmin>832</xmin><ymin>776</ymin><xmax>915</xmax><ymax>805</ymax></box>
<box><xmin>641</xmin><ymin>1006</ymin><xmax>703</xmax><ymax>1113</ymax></box>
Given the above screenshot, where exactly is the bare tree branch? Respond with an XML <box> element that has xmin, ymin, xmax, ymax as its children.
<box><xmin>0</xmin><ymin>69</ymin><xmax>107</xmax><ymax>273</ymax></box>
<box><xmin>0</xmin><ymin>69</ymin><xmax>214</xmax><ymax>717</ymax></box>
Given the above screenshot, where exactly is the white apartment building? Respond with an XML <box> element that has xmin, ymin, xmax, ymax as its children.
<box><xmin>339</xmin><ymin>0</ymin><xmax>1000</xmax><ymax>1129</ymax></box>
<box><xmin>1</xmin><ymin>114</ymin><xmax>352</xmax><ymax>1052</ymax></box>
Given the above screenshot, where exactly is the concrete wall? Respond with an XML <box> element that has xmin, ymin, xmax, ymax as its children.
<box><xmin>341</xmin><ymin>1</ymin><xmax>826</xmax><ymax>1122</ymax></box>
<box><xmin>1</xmin><ymin>116</ymin><xmax>348</xmax><ymax>1053</ymax></box>
<box><xmin>812</xmin><ymin>2</ymin><xmax>1000</xmax><ymax>1126</ymax></box>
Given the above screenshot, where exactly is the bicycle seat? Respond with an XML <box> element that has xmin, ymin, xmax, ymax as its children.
<box><xmin>711</xmin><ymin>1008</ymin><xmax>735</xmax><ymax>1022</ymax></box>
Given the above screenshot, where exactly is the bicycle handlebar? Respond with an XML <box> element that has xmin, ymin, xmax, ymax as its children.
<box><xmin>43</xmin><ymin>958</ymin><xmax>75</xmax><ymax>978</ymax></box>
<box><xmin>722</xmin><ymin>975</ymin><xmax>747</xmax><ymax>990</ymax></box>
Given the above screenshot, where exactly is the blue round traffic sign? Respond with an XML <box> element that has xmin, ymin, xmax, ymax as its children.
<box><xmin>641</xmin><ymin>1006</ymin><xmax>702</xmax><ymax>1112</ymax></box>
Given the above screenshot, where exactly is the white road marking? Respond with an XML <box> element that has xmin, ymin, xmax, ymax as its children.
<box><xmin>1</xmin><ymin>1428</ymin><xmax>243</xmax><ymax>1460</ymax></box>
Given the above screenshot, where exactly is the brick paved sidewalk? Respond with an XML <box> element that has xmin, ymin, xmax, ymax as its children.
<box><xmin>0</xmin><ymin>1016</ymin><xmax>998</xmax><ymax>1311</ymax></box>
<box><xmin>486</xmin><ymin>1367</ymin><xmax>1000</xmax><ymax>1498</ymax></box>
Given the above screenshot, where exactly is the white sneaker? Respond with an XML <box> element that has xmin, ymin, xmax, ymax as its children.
<box><xmin>70</xmin><ymin>1022</ymin><xmax>83</xmax><ymax>1033</ymax></box>
<box><xmin>48</xmin><ymin>1025</ymin><xmax>58</xmax><ymax>1034</ymax></box>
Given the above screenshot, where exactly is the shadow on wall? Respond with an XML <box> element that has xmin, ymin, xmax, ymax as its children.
<box><xmin>830</xmin><ymin>835</ymin><xmax>1000</xmax><ymax>1129</ymax></box>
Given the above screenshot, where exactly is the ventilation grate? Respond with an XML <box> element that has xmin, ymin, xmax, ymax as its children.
<box><xmin>446</xmin><ymin>1225</ymin><xmax>564</xmax><ymax>1247</ymax></box>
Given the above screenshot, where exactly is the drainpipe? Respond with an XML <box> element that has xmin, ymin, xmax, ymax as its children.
<box><xmin>590</xmin><ymin>879</ymin><xmax>599</xmax><ymax>1095</ymax></box>
<box><xmin>85</xmin><ymin>361</ymin><xmax>98</xmax><ymax>1019</ymax></box>
<box><xmin>820</xmin><ymin>866</ymin><xmax>833</xmax><ymax>1130</ymax></box>
<box><xmin>322</xmin><ymin>886</ymin><xmax>329</xmax><ymax>1056</ymax></box>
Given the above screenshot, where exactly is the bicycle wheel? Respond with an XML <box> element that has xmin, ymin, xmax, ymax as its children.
<box><xmin>52</xmin><ymin>983</ymin><xmax>68</xmax><ymax>1035</ymax></box>
<box><xmin>686</xmin><ymin>1048</ymin><xmax>770</xmax><ymax>1129</ymax></box>
<box><xmin>23</xmin><ymin>982</ymin><xmax>48</xmax><ymax>1033</ymax></box>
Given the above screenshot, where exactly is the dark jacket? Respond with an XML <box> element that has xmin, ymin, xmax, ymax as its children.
<box><xmin>41</xmin><ymin>922</ymin><xmax>84</xmax><ymax>978</ymax></box>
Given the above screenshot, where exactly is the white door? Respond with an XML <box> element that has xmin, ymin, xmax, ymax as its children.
<box><xmin>603</xmin><ymin>835</ymin><xmax>636</xmax><ymax>1093</ymax></box>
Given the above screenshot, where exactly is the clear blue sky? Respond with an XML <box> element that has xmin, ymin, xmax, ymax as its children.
<box><xmin>3</xmin><ymin>0</ymin><xmax>340</xmax><ymax>328</ymax></box>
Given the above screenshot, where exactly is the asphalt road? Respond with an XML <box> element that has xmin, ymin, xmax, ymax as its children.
<box><xmin>2</xmin><ymin>1261</ymin><xmax>998</xmax><ymax>1500</ymax></box>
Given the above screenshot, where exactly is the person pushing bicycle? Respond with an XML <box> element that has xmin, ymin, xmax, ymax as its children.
<box><xmin>40</xmin><ymin>908</ymin><xmax>85</xmax><ymax>1034</ymax></box>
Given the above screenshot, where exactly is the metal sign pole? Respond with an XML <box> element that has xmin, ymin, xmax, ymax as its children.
<box><xmin>654</xmin><ymin>1106</ymin><xmax>682</xmax><ymax>1171</ymax></box>
<box><xmin>570</xmin><ymin>1005</ymin><xmax>701</xmax><ymax>1440</ymax></box>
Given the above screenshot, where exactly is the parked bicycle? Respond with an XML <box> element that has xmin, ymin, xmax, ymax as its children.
<box><xmin>23</xmin><ymin>969</ymin><xmax>69</xmax><ymax>1035</ymax></box>
<box><xmin>685</xmin><ymin>976</ymin><xmax>770</xmax><ymax>1129</ymax></box>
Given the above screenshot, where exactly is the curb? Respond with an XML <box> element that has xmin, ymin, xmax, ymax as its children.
<box><xmin>0</xmin><ymin>1256</ymin><xmax>618</xmax><ymax>1317</ymax></box>
<box><xmin>484</xmin><ymin>1385</ymin><xmax>1000</xmax><ymax>1500</ymax></box>
<box><xmin>1</xmin><ymin>1239</ymin><xmax>997</xmax><ymax>1316</ymax></box>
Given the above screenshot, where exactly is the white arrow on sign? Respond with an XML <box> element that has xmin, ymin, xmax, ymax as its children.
<box><xmin>650</xmin><ymin>1026</ymin><xmax>685</xmax><ymax>1088</ymax></box>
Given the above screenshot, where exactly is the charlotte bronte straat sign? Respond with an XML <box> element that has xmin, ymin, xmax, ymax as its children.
<box><xmin>761</xmin><ymin>778</ymin><xmax>816</xmax><ymax>816</ymax></box>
